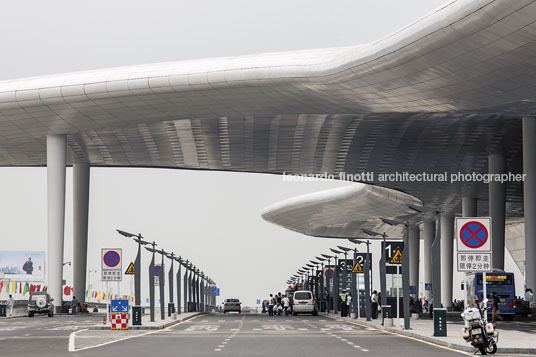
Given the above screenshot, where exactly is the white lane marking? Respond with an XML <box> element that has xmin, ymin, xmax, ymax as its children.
<box><xmin>362</xmin><ymin>349</ymin><xmax>369</xmax><ymax>352</ymax></box>
<box><xmin>185</xmin><ymin>325</ymin><xmax>219</xmax><ymax>331</ymax></box>
<box><xmin>297</xmin><ymin>328</ymin><xmax>308</xmax><ymax>331</ymax></box>
<box><xmin>68</xmin><ymin>329</ymin><xmax>154</xmax><ymax>352</ymax></box>
<box><xmin>218</xmin><ymin>345</ymin><xmax>224</xmax><ymax>348</ymax></box>
<box><xmin>261</xmin><ymin>325</ymin><xmax>294</xmax><ymax>331</ymax></box>
<box><xmin>222</xmin><ymin>341</ymin><xmax>228</xmax><ymax>344</ymax></box>
<box><xmin>215</xmin><ymin>349</ymin><xmax>221</xmax><ymax>351</ymax></box>
<box><xmin>230</xmin><ymin>328</ymin><xmax>239</xmax><ymax>331</ymax></box>
<box><xmin>252</xmin><ymin>328</ymin><xmax>262</xmax><ymax>331</ymax></box>
<box><xmin>69</xmin><ymin>315</ymin><xmax>200</xmax><ymax>352</ymax></box>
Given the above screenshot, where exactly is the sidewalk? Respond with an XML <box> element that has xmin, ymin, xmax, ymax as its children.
<box><xmin>89</xmin><ymin>311</ymin><xmax>202</xmax><ymax>330</ymax></box>
<box><xmin>331</xmin><ymin>315</ymin><xmax>536</xmax><ymax>355</ymax></box>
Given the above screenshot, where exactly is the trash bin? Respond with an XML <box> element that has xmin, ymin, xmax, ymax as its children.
<box><xmin>188</xmin><ymin>302</ymin><xmax>196</xmax><ymax>312</ymax></box>
<box><xmin>168</xmin><ymin>302</ymin><xmax>175</xmax><ymax>316</ymax></box>
<box><xmin>0</xmin><ymin>304</ymin><xmax>6</xmax><ymax>317</ymax></box>
<box><xmin>381</xmin><ymin>305</ymin><xmax>392</xmax><ymax>326</ymax></box>
<box><xmin>433</xmin><ymin>308</ymin><xmax>447</xmax><ymax>336</ymax></box>
<box><xmin>132</xmin><ymin>306</ymin><xmax>142</xmax><ymax>325</ymax></box>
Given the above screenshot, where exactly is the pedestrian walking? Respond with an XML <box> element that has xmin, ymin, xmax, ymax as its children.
<box><xmin>371</xmin><ymin>290</ymin><xmax>378</xmax><ymax>319</ymax></box>
<box><xmin>71</xmin><ymin>296</ymin><xmax>78</xmax><ymax>315</ymax></box>
<box><xmin>491</xmin><ymin>292</ymin><xmax>503</xmax><ymax>322</ymax></box>
<box><xmin>7</xmin><ymin>294</ymin><xmax>15</xmax><ymax>317</ymax></box>
<box><xmin>282</xmin><ymin>295</ymin><xmax>290</xmax><ymax>316</ymax></box>
<box><xmin>347</xmin><ymin>293</ymin><xmax>352</xmax><ymax>317</ymax></box>
<box><xmin>276</xmin><ymin>292</ymin><xmax>282</xmax><ymax>316</ymax></box>
<box><xmin>268</xmin><ymin>294</ymin><xmax>275</xmax><ymax>316</ymax></box>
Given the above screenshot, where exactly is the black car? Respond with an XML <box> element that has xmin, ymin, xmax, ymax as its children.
<box><xmin>28</xmin><ymin>292</ymin><xmax>54</xmax><ymax>317</ymax></box>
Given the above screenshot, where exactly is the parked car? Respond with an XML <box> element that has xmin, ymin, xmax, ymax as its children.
<box><xmin>223</xmin><ymin>298</ymin><xmax>241</xmax><ymax>313</ymax></box>
<box><xmin>27</xmin><ymin>292</ymin><xmax>54</xmax><ymax>317</ymax></box>
<box><xmin>292</xmin><ymin>290</ymin><xmax>317</xmax><ymax>316</ymax></box>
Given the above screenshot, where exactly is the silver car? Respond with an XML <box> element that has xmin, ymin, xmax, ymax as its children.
<box><xmin>223</xmin><ymin>298</ymin><xmax>241</xmax><ymax>313</ymax></box>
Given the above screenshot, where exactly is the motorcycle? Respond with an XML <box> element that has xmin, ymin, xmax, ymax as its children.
<box><xmin>461</xmin><ymin>298</ymin><xmax>498</xmax><ymax>355</ymax></box>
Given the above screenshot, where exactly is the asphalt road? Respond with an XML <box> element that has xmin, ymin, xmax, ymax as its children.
<box><xmin>72</xmin><ymin>313</ymin><xmax>468</xmax><ymax>357</ymax></box>
<box><xmin>0</xmin><ymin>313</ymin><xmax>102</xmax><ymax>355</ymax></box>
<box><xmin>2</xmin><ymin>313</ymin><xmax>533</xmax><ymax>356</ymax></box>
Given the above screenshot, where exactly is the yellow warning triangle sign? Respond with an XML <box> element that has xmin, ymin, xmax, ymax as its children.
<box><xmin>388</xmin><ymin>247</ymin><xmax>403</xmax><ymax>265</ymax></box>
<box><xmin>124</xmin><ymin>262</ymin><xmax>135</xmax><ymax>275</ymax></box>
<box><xmin>351</xmin><ymin>261</ymin><xmax>363</xmax><ymax>273</ymax></box>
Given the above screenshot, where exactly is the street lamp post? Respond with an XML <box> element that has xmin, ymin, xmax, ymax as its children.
<box><xmin>182</xmin><ymin>260</ymin><xmax>189</xmax><ymax>312</ymax></box>
<box><xmin>165</xmin><ymin>251</ymin><xmax>175</xmax><ymax>317</ymax></box>
<box><xmin>117</xmin><ymin>230</ymin><xmax>149</xmax><ymax>310</ymax></box>
<box><xmin>316</xmin><ymin>256</ymin><xmax>326</xmax><ymax>313</ymax></box>
<box><xmin>174</xmin><ymin>256</ymin><xmax>182</xmax><ymax>314</ymax></box>
<box><xmin>144</xmin><ymin>241</ymin><xmax>158</xmax><ymax>322</ymax></box>
<box><xmin>157</xmin><ymin>249</ymin><xmax>167</xmax><ymax>320</ymax></box>
<box><xmin>330</xmin><ymin>248</ymin><xmax>343</xmax><ymax>314</ymax></box>
<box><xmin>309</xmin><ymin>261</ymin><xmax>320</xmax><ymax>302</ymax></box>
<box><xmin>321</xmin><ymin>254</ymin><xmax>333</xmax><ymax>314</ymax></box>
<box><xmin>349</xmin><ymin>238</ymin><xmax>372</xmax><ymax>321</ymax></box>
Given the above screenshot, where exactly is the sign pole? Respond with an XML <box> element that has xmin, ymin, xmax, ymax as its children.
<box><xmin>397</xmin><ymin>264</ymin><xmax>400</xmax><ymax>327</ymax></box>
<box><xmin>483</xmin><ymin>272</ymin><xmax>487</xmax><ymax>323</ymax></box>
<box><xmin>106</xmin><ymin>281</ymin><xmax>110</xmax><ymax>325</ymax></box>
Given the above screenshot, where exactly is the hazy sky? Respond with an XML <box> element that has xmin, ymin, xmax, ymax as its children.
<box><xmin>0</xmin><ymin>0</ymin><xmax>451</xmax><ymax>305</ymax></box>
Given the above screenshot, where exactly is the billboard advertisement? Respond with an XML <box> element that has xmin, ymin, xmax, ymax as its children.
<box><xmin>0</xmin><ymin>251</ymin><xmax>45</xmax><ymax>281</ymax></box>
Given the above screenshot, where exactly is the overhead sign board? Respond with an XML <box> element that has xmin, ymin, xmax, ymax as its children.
<box><xmin>111</xmin><ymin>299</ymin><xmax>129</xmax><ymax>313</ymax></box>
<box><xmin>456</xmin><ymin>217</ymin><xmax>492</xmax><ymax>272</ymax></box>
<box><xmin>382</xmin><ymin>241</ymin><xmax>404</xmax><ymax>263</ymax></box>
<box><xmin>124</xmin><ymin>262</ymin><xmax>135</xmax><ymax>275</ymax></box>
<box><xmin>101</xmin><ymin>248</ymin><xmax>122</xmax><ymax>281</ymax></box>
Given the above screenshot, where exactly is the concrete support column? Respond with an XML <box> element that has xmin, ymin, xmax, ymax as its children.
<box><xmin>408</xmin><ymin>225</ymin><xmax>420</xmax><ymax>298</ymax></box>
<box><xmin>73</xmin><ymin>163</ymin><xmax>90</xmax><ymax>303</ymax></box>
<box><xmin>523</xmin><ymin>117</ymin><xmax>536</xmax><ymax>298</ymax></box>
<box><xmin>47</xmin><ymin>135</ymin><xmax>67</xmax><ymax>309</ymax></box>
<box><xmin>489</xmin><ymin>153</ymin><xmax>506</xmax><ymax>270</ymax></box>
<box><xmin>423</xmin><ymin>221</ymin><xmax>435</xmax><ymax>300</ymax></box>
<box><xmin>440</xmin><ymin>214</ymin><xmax>454</xmax><ymax>308</ymax></box>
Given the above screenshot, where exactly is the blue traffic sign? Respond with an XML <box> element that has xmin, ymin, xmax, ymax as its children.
<box><xmin>409</xmin><ymin>285</ymin><xmax>417</xmax><ymax>294</ymax></box>
<box><xmin>111</xmin><ymin>299</ymin><xmax>129</xmax><ymax>313</ymax></box>
<box><xmin>215</xmin><ymin>287</ymin><xmax>220</xmax><ymax>296</ymax></box>
<box><xmin>425</xmin><ymin>283</ymin><xmax>432</xmax><ymax>291</ymax></box>
<box><xmin>256</xmin><ymin>299</ymin><xmax>261</xmax><ymax>305</ymax></box>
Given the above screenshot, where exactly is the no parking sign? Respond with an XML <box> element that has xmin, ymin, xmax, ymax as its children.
<box><xmin>101</xmin><ymin>248</ymin><xmax>123</xmax><ymax>281</ymax></box>
<box><xmin>455</xmin><ymin>217</ymin><xmax>492</xmax><ymax>272</ymax></box>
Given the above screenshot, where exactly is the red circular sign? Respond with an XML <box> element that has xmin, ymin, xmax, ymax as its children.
<box><xmin>460</xmin><ymin>221</ymin><xmax>488</xmax><ymax>249</ymax></box>
<box><xmin>103</xmin><ymin>250</ymin><xmax>120</xmax><ymax>267</ymax></box>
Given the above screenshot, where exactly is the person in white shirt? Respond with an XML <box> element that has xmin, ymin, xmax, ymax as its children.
<box><xmin>7</xmin><ymin>295</ymin><xmax>15</xmax><ymax>317</ymax></box>
<box><xmin>371</xmin><ymin>290</ymin><xmax>378</xmax><ymax>319</ymax></box>
<box><xmin>282</xmin><ymin>295</ymin><xmax>290</xmax><ymax>316</ymax></box>
<box><xmin>346</xmin><ymin>293</ymin><xmax>352</xmax><ymax>317</ymax></box>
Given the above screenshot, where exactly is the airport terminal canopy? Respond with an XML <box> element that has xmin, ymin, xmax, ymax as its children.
<box><xmin>0</xmin><ymin>0</ymin><xmax>534</xmax><ymax>215</ymax></box>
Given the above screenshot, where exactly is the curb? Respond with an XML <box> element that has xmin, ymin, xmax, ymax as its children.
<box><xmin>88</xmin><ymin>312</ymin><xmax>204</xmax><ymax>330</ymax></box>
<box><xmin>329</xmin><ymin>316</ymin><xmax>536</xmax><ymax>355</ymax></box>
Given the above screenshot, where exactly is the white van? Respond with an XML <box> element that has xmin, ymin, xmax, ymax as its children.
<box><xmin>292</xmin><ymin>290</ymin><xmax>317</xmax><ymax>316</ymax></box>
